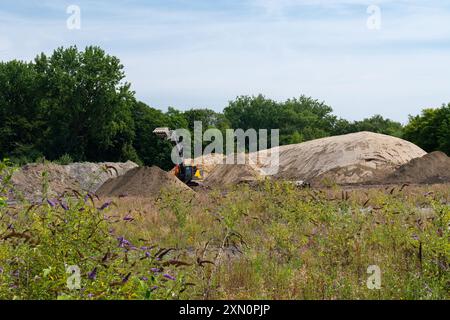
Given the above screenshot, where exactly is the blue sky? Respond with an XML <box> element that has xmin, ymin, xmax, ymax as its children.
<box><xmin>1</xmin><ymin>0</ymin><xmax>449</xmax><ymax>122</ymax></box>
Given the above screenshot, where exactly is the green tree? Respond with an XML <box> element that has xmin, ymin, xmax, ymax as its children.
<box><xmin>0</xmin><ymin>60</ymin><xmax>44</xmax><ymax>163</ymax></box>
<box><xmin>403</xmin><ymin>104</ymin><xmax>450</xmax><ymax>154</ymax></box>
<box><xmin>331</xmin><ymin>115</ymin><xmax>404</xmax><ymax>138</ymax></box>
<box><xmin>33</xmin><ymin>46</ymin><xmax>138</xmax><ymax>162</ymax></box>
<box><xmin>224</xmin><ymin>95</ymin><xmax>337</xmax><ymax>146</ymax></box>
<box><xmin>131</xmin><ymin>101</ymin><xmax>174</xmax><ymax>169</ymax></box>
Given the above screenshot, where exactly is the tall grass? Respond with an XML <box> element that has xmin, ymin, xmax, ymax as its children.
<box><xmin>1</xmin><ymin>160</ymin><xmax>449</xmax><ymax>300</ymax></box>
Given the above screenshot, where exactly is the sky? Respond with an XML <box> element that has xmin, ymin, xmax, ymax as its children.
<box><xmin>0</xmin><ymin>0</ymin><xmax>449</xmax><ymax>123</ymax></box>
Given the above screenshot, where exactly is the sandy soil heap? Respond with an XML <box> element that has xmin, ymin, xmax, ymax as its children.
<box><xmin>96</xmin><ymin>166</ymin><xmax>193</xmax><ymax>197</ymax></box>
<box><xmin>10</xmin><ymin>161</ymin><xmax>138</xmax><ymax>201</ymax></box>
<box><xmin>10</xmin><ymin>163</ymin><xmax>81</xmax><ymax>202</ymax></box>
<box><xmin>204</xmin><ymin>164</ymin><xmax>261</xmax><ymax>187</ymax></box>
<box><xmin>256</xmin><ymin>132</ymin><xmax>427</xmax><ymax>184</ymax></box>
<box><xmin>383</xmin><ymin>151</ymin><xmax>450</xmax><ymax>184</ymax></box>
<box><xmin>65</xmin><ymin>161</ymin><xmax>138</xmax><ymax>192</ymax></box>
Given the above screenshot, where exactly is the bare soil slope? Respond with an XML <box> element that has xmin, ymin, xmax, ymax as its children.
<box><xmin>10</xmin><ymin>163</ymin><xmax>81</xmax><ymax>201</ymax></box>
<box><xmin>383</xmin><ymin>151</ymin><xmax>450</xmax><ymax>184</ymax></box>
<box><xmin>9</xmin><ymin>161</ymin><xmax>138</xmax><ymax>201</ymax></box>
<box><xmin>256</xmin><ymin>132</ymin><xmax>427</xmax><ymax>184</ymax></box>
<box><xmin>204</xmin><ymin>164</ymin><xmax>261</xmax><ymax>187</ymax></box>
<box><xmin>97</xmin><ymin>166</ymin><xmax>193</xmax><ymax>197</ymax></box>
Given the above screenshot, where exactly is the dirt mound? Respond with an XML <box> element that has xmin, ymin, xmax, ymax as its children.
<box><xmin>9</xmin><ymin>161</ymin><xmax>138</xmax><ymax>201</ymax></box>
<box><xmin>255</xmin><ymin>132</ymin><xmax>427</xmax><ymax>184</ymax></box>
<box><xmin>97</xmin><ymin>166</ymin><xmax>193</xmax><ymax>197</ymax></box>
<box><xmin>204</xmin><ymin>164</ymin><xmax>261</xmax><ymax>187</ymax></box>
<box><xmin>65</xmin><ymin>161</ymin><xmax>138</xmax><ymax>192</ymax></box>
<box><xmin>10</xmin><ymin>163</ymin><xmax>81</xmax><ymax>202</ymax></box>
<box><xmin>382</xmin><ymin>151</ymin><xmax>450</xmax><ymax>184</ymax></box>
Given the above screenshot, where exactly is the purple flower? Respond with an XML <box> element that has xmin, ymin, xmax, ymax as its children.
<box><xmin>88</xmin><ymin>267</ymin><xmax>97</xmax><ymax>280</ymax></box>
<box><xmin>163</xmin><ymin>273</ymin><xmax>176</xmax><ymax>281</ymax></box>
<box><xmin>150</xmin><ymin>268</ymin><xmax>161</xmax><ymax>273</ymax></box>
<box><xmin>122</xmin><ymin>273</ymin><xmax>131</xmax><ymax>284</ymax></box>
<box><xmin>151</xmin><ymin>286</ymin><xmax>159</xmax><ymax>291</ymax></box>
<box><xmin>47</xmin><ymin>199</ymin><xmax>57</xmax><ymax>207</ymax></box>
<box><xmin>0</xmin><ymin>267</ymin><xmax>3</xmax><ymax>274</ymax></box>
<box><xmin>87</xmin><ymin>293</ymin><xmax>94</xmax><ymax>298</ymax></box>
<box><xmin>123</xmin><ymin>214</ymin><xmax>134</xmax><ymax>222</ymax></box>
<box><xmin>140</xmin><ymin>276</ymin><xmax>149</xmax><ymax>281</ymax></box>
<box><xmin>99</xmin><ymin>201</ymin><xmax>112</xmax><ymax>211</ymax></box>
<box><xmin>60</xmin><ymin>202</ymin><xmax>69</xmax><ymax>211</ymax></box>
<box><xmin>117</xmin><ymin>236</ymin><xmax>131</xmax><ymax>248</ymax></box>
<box><xmin>145</xmin><ymin>252</ymin><xmax>151</xmax><ymax>258</ymax></box>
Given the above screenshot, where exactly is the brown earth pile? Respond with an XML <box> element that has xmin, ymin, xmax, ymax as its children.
<box><xmin>97</xmin><ymin>166</ymin><xmax>193</xmax><ymax>197</ymax></box>
<box><xmin>10</xmin><ymin>163</ymin><xmax>81</xmax><ymax>202</ymax></box>
<box><xmin>204</xmin><ymin>164</ymin><xmax>261</xmax><ymax>187</ymax></box>
<box><xmin>9</xmin><ymin>161</ymin><xmax>138</xmax><ymax>202</ymax></box>
<box><xmin>382</xmin><ymin>151</ymin><xmax>450</xmax><ymax>184</ymax></box>
<box><xmin>256</xmin><ymin>132</ymin><xmax>427</xmax><ymax>184</ymax></box>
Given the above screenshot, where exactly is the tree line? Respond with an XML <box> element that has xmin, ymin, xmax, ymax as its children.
<box><xmin>0</xmin><ymin>46</ymin><xmax>448</xmax><ymax>169</ymax></box>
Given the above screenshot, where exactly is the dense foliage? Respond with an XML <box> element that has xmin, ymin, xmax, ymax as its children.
<box><xmin>403</xmin><ymin>104</ymin><xmax>450</xmax><ymax>155</ymax></box>
<box><xmin>0</xmin><ymin>46</ymin><xmax>448</xmax><ymax>169</ymax></box>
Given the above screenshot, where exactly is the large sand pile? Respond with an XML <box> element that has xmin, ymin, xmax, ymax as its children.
<box><xmin>382</xmin><ymin>151</ymin><xmax>450</xmax><ymax>184</ymax></box>
<box><xmin>65</xmin><ymin>161</ymin><xmax>138</xmax><ymax>192</ymax></box>
<box><xmin>255</xmin><ymin>132</ymin><xmax>427</xmax><ymax>184</ymax></box>
<box><xmin>97</xmin><ymin>166</ymin><xmax>193</xmax><ymax>197</ymax></box>
<box><xmin>10</xmin><ymin>163</ymin><xmax>81</xmax><ymax>202</ymax></box>
<box><xmin>204</xmin><ymin>164</ymin><xmax>261</xmax><ymax>187</ymax></box>
<box><xmin>9</xmin><ymin>161</ymin><xmax>138</xmax><ymax>201</ymax></box>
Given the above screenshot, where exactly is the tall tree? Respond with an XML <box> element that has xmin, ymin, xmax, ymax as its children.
<box><xmin>403</xmin><ymin>104</ymin><xmax>450</xmax><ymax>154</ymax></box>
<box><xmin>33</xmin><ymin>46</ymin><xmax>138</xmax><ymax>162</ymax></box>
<box><xmin>0</xmin><ymin>61</ymin><xmax>44</xmax><ymax>163</ymax></box>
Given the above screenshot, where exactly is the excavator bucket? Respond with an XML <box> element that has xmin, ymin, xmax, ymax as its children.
<box><xmin>153</xmin><ymin>127</ymin><xmax>172</xmax><ymax>139</ymax></box>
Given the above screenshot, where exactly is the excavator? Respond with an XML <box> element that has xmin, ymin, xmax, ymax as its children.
<box><xmin>153</xmin><ymin>127</ymin><xmax>204</xmax><ymax>186</ymax></box>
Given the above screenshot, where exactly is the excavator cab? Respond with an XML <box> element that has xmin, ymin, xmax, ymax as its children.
<box><xmin>177</xmin><ymin>163</ymin><xmax>203</xmax><ymax>186</ymax></box>
<box><xmin>153</xmin><ymin>127</ymin><xmax>204</xmax><ymax>186</ymax></box>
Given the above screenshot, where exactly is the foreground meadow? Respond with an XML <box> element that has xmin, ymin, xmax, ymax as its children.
<box><xmin>0</xmin><ymin>162</ymin><xmax>449</xmax><ymax>299</ymax></box>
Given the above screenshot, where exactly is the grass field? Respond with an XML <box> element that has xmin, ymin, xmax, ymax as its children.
<box><xmin>1</xmin><ymin>161</ymin><xmax>449</xmax><ymax>301</ymax></box>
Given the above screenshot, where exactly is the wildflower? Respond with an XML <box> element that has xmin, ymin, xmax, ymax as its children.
<box><xmin>140</xmin><ymin>276</ymin><xmax>149</xmax><ymax>282</ymax></box>
<box><xmin>122</xmin><ymin>272</ymin><xmax>131</xmax><ymax>284</ymax></box>
<box><xmin>163</xmin><ymin>273</ymin><xmax>176</xmax><ymax>281</ymax></box>
<box><xmin>99</xmin><ymin>201</ymin><xmax>112</xmax><ymax>211</ymax></box>
<box><xmin>0</xmin><ymin>267</ymin><xmax>3</xmax><ymax>274</ymax></box>
<box><xmin>60</xmin><ymin>202</ymin><xmax>69</xmax><ymax>211</ymax></box>
<box><xmin>150</xmin><ymin>268</ymin><xmax>161</xmax><ymax>273</ymax></box>
<box><xmin>123</xmin><ymin>214</ymin><xmax>134</xmax><ymax>222</ymax></box>
<box><xmin>145</xmin><ymin>252</ymin><xmax>151</xmax><ymax>258</ymax></box>
<box><xmin>88</xmin><ymin>267</ymin><xmax>97</xmax><ymax>280</ymax></box>
<box><xmin>117</xmin><ymin>236</ymin><xmax>131</xmax><ymax>248</ymax></box>
<box><xmin>47</xmin><ymin>199</ymin><xmax>57</xmax><ymax>207</ymax></box>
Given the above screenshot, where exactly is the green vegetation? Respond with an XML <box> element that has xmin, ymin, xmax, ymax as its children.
<box><xmin>1</xmin><ymin>46</ymin><xmax>448</xmax><ymax>169</ymax></box>
<box><xmin>403</xmin><ymin>104</ymin><xmax>450</xmax><ymax>155</ymax></box>
<box><xmin>1</xmin><ymin>161</ymin><xmax>448</xmax><ymax>300</ymax></box>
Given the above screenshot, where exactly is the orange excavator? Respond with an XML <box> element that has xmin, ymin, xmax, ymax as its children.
<box><xmin>153</xmin><ymin>127</ymin><xmax>203</xmax><ymax>186</ymax></box>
